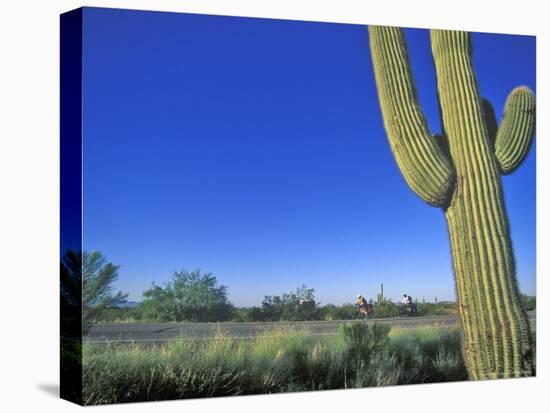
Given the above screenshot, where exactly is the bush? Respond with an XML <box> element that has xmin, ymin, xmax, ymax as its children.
<box><xmin>340</xmin><ymin>322</ymin><xmax>390</xmax><ymax>362</ymax></box>
<box><xmin>320</xmin><ymin>303</ymin><xmax>360</xmax><ymax>320</ymax></box>
<box><xmin>389</xmin><ymin>326</ymin><xmax>467</xmax><ymax>383</ymax></box>
<box><xmin>371</xmin><ymin>301</ymin><xmax>400</xmax><ymax>318</ymax></box>
<box><xmin>141</xmin><ymin>270</ymin><xmax>234</xmax><ymax>322</ymax></box>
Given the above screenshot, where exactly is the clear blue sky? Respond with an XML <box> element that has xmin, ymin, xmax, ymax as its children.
<box><xmin>81</xmin><ymin>7</ymin><xmax>536</xmax><ymax>306</ymax></box>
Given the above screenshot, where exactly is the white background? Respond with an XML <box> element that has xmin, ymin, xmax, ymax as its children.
<box><xmin>0</xmin><ymin>0</ymin><xmax>547</xmax><ymax>411</ymax></box>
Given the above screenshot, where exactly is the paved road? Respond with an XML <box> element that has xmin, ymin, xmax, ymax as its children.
<box><xmin>86</xmin><ymin>311</ymin><xmax>535</xmax><ymax>344</ymax></box>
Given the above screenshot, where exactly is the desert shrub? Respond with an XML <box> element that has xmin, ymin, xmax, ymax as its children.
<box><xmin>389</xmin><ymin>326</ymin><xmax>467</xmax><ymax>383</ymax></box>
<box><xmin>340</xmin><ymin>322</ymin><xmax>391</xmax><ymax>362</ymax></box>
<box><xmin>320</xmin><ymin>303</ymin><xmax>361</xmax><ymax>320</ymax></box>
<box><xmin>82</xmin><ymin>324</ymin><xmax>468</xmax><ymax>404</ymax></box>
<box><xmin>352</xmin><ymin>353</ymin><xmax>402</xmax><ymax>388</ymax></box>
<box><xmin>247</xmin><ymin>327</ymin><xmax>312</xmax><ymax>391</ymax></box>
<box><xmin>371</xmin><ymin>302</ymin><xmax>400</xmax><ymax>318</ymax></box>
<box><xmin>338</xmin><ymin>322</ymin><xmax>396</xmax><ymax>387</ymax></box>
<box><xmin>141</xmin><ymin>270</ymin><xmax>234</xmax><ymax>322</ymax></box>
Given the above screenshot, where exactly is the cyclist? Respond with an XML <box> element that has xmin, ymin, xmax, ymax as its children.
<box><xmin>357</xmin><ymin>294</ymin><xmax>371</xmax><ymax>316</ymax></box>
<box><xmin>401</xmin><ymin>293</ymin><xmax>416</xmax><ymax>315</ymax></box>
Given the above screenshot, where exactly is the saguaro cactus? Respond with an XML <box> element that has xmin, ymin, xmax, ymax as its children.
<box><xmin>368</xmin><ymin>26</ymin><xmax>535</xmax><ymax>379</ymax></box>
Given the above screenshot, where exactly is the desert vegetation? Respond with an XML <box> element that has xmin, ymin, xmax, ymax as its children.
<box><xmin>96</xmin><ymin>298</ymin><xmax>458</xmax><ymax>323</ymax></box>
<box><xmin>82</xmin><ymin>323</ymin><xmax>467</xmax><ymax>404</ymax></box>
<box><xmin>62</xmin><ymin>248</ymin><xmax>532</xmax><ymax>328</ymax></box>
<box><xmin>68</xmin><ymin>249</ymin><xmax>536</xmax><ymax>326</ymax></box>
<box><xmin>61</xmin><ymin>250</ymin><xmax>129</xmax><ymax>334</ymax></box>
<box><xmin>63</xmin><ymin>244</ymin><xmax>535</xmax><ymax>405</ymax></box>
<box><xmin>139</xmin><ymin>269</ymin><xmax>234</xmax><ymax>322</ymax></box>
<box><xmin>86</xmin><ymin>276</ymin><xmax>458</xmax><ymax>323</ymax></box>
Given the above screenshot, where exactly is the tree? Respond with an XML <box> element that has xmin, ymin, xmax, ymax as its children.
<box><xmin>60</xmin><ymin>250</ymin><xmax>82</xmax><ymax>338</ymax></box>
<box><xmin>61</xmin><ymin>250</ymin><xmax>128</xmax><ymax>334</ymax></box>
<box><xmin>140</xmin><ymin>270</ymin><xmax>233</xmax><ymax>322</ymax></box>
<box><xmin>261</xmin><ymin>285</ymin><xmax>318</xmax><ymax>321</ymax></box>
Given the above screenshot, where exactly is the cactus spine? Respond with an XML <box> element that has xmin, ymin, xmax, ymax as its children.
<box><xmin>369</xmin><ymin>26</ymin><xmax>535</xmax><ymax>379</ymax></box>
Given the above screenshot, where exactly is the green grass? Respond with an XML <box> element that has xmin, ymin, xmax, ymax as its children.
<box><xmin>83</xmin><ymin>323</ymin><xmax>468</xmax><ymax>405</ymax></box>
<box><xmin>388</xmin><ymin>326</ymin><xmax>467</xmax><ymax>383</ymax></box>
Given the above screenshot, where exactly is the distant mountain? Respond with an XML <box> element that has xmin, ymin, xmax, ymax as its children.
<box><xmin>117</xmin><ymin>301</ymin><xmax>141</xmax><ymax>309</ymax></box>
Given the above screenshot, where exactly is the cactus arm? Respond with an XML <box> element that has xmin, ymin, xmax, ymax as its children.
<box><xmin>494</xmin><ymin>86</ymin><xmax>536</xmax><ymax>174</ymax></box>
<box><xmin>368</xmin><ymin>26</ymin><xmax>455</xmax><ymax>207</ymax></box>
